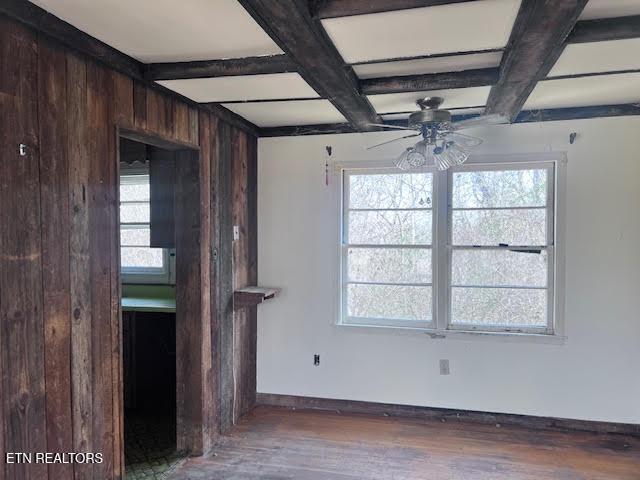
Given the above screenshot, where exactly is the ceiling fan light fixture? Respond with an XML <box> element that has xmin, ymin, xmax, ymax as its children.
<box><xmin>395</xmin><ymin>148</ymin><xmax>413</xmax><ymax>171</ymax></box>
<box><xmin>435</xmin><ymin>143</ymin><xmax>469</xmax><ymax>171</ymax></box>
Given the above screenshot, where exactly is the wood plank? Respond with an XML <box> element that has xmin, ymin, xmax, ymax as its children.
<box><xmin>257</xmin><ymin>394</ymin><xmax>640</xmax><ymax>436</ymax></box>
<box><xmin>233</xmin><ymin>288</ymin><xmax>279</xmax><ymax>308</ymax></box>
<box><xmin>260</xmin><ymin>103</ymin><xmax>640</xmax><ymax>136</ymax></box>
<box><xmin>146</xmin><ymin>54</ymin><xmax>297</xmax><ymax>80</ymax></box>
<box><xmin>149</xmin><ymin>148</ymin><xmax>176</xmax><ymax>249</ymax></box>
<box><xmin>312</xmin><ymin>0</ymin><xmax>475</xmax><ymax>18</ymax></box>
<box><xmin>237</xmin><ymin>0</ymin><xmax>380</xmax><ymax>131</ymax></box>
<box><xmin>37</xmin><ymin>34</ymin><xmax>74</xmax><ymax>480</ymax></box>
<box><xmin>515</xmin><ymin>103</ymin><xmax>640</xmax><ymax>123</ymax></box>
<box><xmin>568</xmin><ymin>15</ymin><xmax>640</xmax><ymax>43</ymax></box>
<box><xmin>146</xmin><ymin>88</ymin><xmax>174</xmax><ymax>139</ymax></box>
<box><xmin>111</xmin><ymin>68</ymin><xmax>133</xmax><ymax>480</ymax></box>
<box><xmin>86</xmin><ymin>60</ymin><xmax>115</xmax><ymax>480</ymax></box>
<box><xmin>113</xmin><ymin>71</ymin><xmax>134</xmax><ymax>124</ymax></box>
<box><xmin>174</xmin><ymin>101</ymin><xmax>191</xmax><ymax>143</ymax></box>
<box><xmin>188</xmin><ymin>107</ymin><xmax>199</xmax><ymax>145</ymax></box>
<box><xmin>175</xmin><ymin>150</ymin><xmax>204</xmax><ymax>455</ymax></box>
<box><xmin>67</xmin><ymin>51</ymin><xmax>93</xmax><ymax>480</ymax></box>
<box><xmin>0</xmin><ymin>0</ymin><xmax>143</xmax><ymax>80</ymax></box>
<box><xmin>485</xmin><ymin>0</ymin><xmax>588</xmax><ymax>121</ymax></box>
<box><xmin>246</xmin><ymin>134</ymin><xmax>258</xmax><ymax>418</ymax></box>
<box><xmin>173</xmin><ymin>406</ymin><xmax>640</xmax><ymax>480</ymax></box>
<box><xmin>360</xmin><ymin>67</ymin><xmax>499</xmax><ymax>95</ymax></box>
<box><xmin>198</xmin><ymin>112</ymin><xmax>214</xmax><ymax>453</ymax></box>
<box><xmin>0</xmin><ymin>17</ymin><xmax>47</xmax><ymax>480</ymax></box>
<box><xmin>209</xmin><ymin>113</ymin><xmax>224</xmax><ymax>440</ymax></box>
<box><xmin>133</xmin><ymin>81</ymin><xmax>148</xmax><ymax>130</ymax></box>
<box><xmin>216</xmin><ymin>121</ymin><xmax>236</xmax><ymax>434</ymax></box>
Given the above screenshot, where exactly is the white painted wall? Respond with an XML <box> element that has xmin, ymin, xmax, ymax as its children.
<box><xmin>257</xmin><ymin>116</ymin><xmax>640</xmax><ymax>424</ymax></box>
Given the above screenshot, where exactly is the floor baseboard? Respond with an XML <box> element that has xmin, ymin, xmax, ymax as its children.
<box><xmin>256</xmin><ymin>393</ymin><xmax>639</xmax><ymax>437</ymax></box>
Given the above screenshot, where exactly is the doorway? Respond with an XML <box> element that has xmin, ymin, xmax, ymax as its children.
<box><xmin>117</xmin><ymin>130</ymin><xmax>204</xmax><ymax>478</ymax></box>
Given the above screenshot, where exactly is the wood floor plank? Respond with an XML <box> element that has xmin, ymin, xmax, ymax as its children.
<box><xmin>173</xmin><ymin>406</ymin><xmax>640</xmax><ymax>480</ymax></box>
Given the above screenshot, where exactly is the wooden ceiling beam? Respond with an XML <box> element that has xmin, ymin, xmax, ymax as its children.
<box><xmin>568</xmin><ymin>15</ymin><xmax>640</xmax><ymax>43</ymax></box>
<box><xmin>360</xmin><ymin>67</ymin><xmax>499</xmax><ymax>95</ymax></box>
<box><xmin>237</xmin><ymin>0</ymin><xmax>380</xmax><ymax>131</ymax></box>
<box><xmin>260</xmin><ymin>103</ymin><xmax>640</xmax><ymax>136</ymax></box>
<box><xmin>145</xmin><ymin>54</ymin><xmax>297</xmax><ymax>81</ymax></box>
<box><xmin>311</xmin><ymin>0</ymin><xmax>474</xmax><ymax>19</ymax></box>
<box><xmin>485</xmin><ymin>0</ymin><xmax>589</xmax><ymax>122</ymax></box>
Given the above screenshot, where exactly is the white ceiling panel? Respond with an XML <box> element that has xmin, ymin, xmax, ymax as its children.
<box><xmin>223</xmin><ymin>100</ymin><xmax>346</xmax><ymax>127</ymax></box>
<box><xmin>321</xmin><ymin>0</ymin><xmax>521</xmax><ymax>63</ymax></box>
<box><xmin>579</xmin><ymin>0</ymin><xmax>640</xmax><ymax>20</ymax></box>
<box><xmin>157</xmin><ymin>73</ymin><xmax>318</xmax><ymax>103</ymax></box>
<box><xmin>353</xmin><ymin>52</ymin><xmax>503</xmax><ymax>79</ymax></box>
<box><xmin>368</xmin><ymin>86</ymin><xmax>492</xmax><ymax>114</ymax></box>
<box><xmin>548</xmin><ymin>39</ymin><xmax>640</xmax><ymax>77</ymax></box>
<box><xmin>524</xmin><ymin>73</ymin><xmax>640</xmax><ymax>109</ymax></box>
<box><xmin>381</xmin><ymin>107</ymin><xmax>485</xmax><ymax>121</ymax></box>
<box><xmin>30</xmin><ymin>0</ymin><xmax>282</xmax><ymax>62</ymax></box>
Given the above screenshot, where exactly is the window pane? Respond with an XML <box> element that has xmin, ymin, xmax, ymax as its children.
<box><xmin>349</xmin><ymin>172</ymin><xmax>432</xmax><ymax>209</ymax></box>
<box><xmin>347</xmin><ymin>284</ymin><xmax>431</xmax><ymax>321</ymax></box>
<box><xmin>120</xmin><ymin>181</ymin><xmax>149</xmax><ymax>202</ymax></box>
<box><xmin>451</xmin><ymin>287</ymin><xmax>546</xmax><ymax>327</ymax></box>
<box><xmin>452</xmin><ymin>249</ymin><xmax>547</xmax><ymax>287</ymax></box>
<box><xmin>348</xmin><ymin>247</ymin><xmax>431</xmax><ymax>284</ymax></box>
<box><xmin>121</xmin><ymin>227</ymin><xmax>151</xmax><ymax>247</ymax></box>
<box><xmin>121</xmin><ymin>247</ymin><xmax>163</xmax><ymax>269</ymax></box>
<box><xmin>452</xmin><ymin>169</ymin><xmax>547</xmax><ymax>208</ymax></box>
<box><xmin>348</xmin><ymin>210</ymin><xmax>432</xmax><ymax>245</ymax></box>
<box><xmin>120</xmin><ymin>203</ymin><xmax>150</xmax><ymax>224</ymax></box>
<box><xmin>452</xmin><ymin>209</ymin><xmax>546</xmax><ymax>246</ymax></box>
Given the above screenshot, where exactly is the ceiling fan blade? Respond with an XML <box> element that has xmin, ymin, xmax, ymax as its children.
<box><xmin>367</xmin><ymin>123</ymin><xmax>416</xmax><ymax>131</ymax></box>
<box><xmin>444</xmin><ymin>131</ymin><xmax>483</xmax><ymax>148</ymax></box>
<box><xmin>453</xmin><ymin>113</ymin><xmax>509</xmax><ymax>129</ymax></box>
<box><xmin>366</xmin><ymin>133</ymin><xmax>421</xmax><ymax>150</ymax></box>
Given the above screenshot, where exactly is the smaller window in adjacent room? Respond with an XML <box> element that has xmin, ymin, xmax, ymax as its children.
<box><xmin>120</xmin><ymin>173</ymin><xmax>171</xmax><ymax>283</ymax></box>
<box><xmin>341</xmin><ymin>169</ymin><xmax>434</xmax><ymax>328</ymax></box>
<box><xmin>340</xmin><ymin>158</ymin><xmax>560</xmax><ymax>336</ymax></box>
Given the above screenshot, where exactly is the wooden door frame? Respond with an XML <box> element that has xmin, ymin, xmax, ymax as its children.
<box><xmin>115</xmin><ymin>124</ymin><xmax>211</xmax><ymax>465</ymax></box>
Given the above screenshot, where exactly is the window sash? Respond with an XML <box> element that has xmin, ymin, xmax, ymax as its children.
<box><xmin>445</xmin><ymin>162</ymin><xmax>555</xmax><ymax>334</ymax></box>
<box><xmin>341</xmin><ymin>168</ymin><xmax>435</xmax><ymax>327</ymax></box>
<box><xmin>339</xmin><ymin>159</ymin><xmax>558</xmax><ymax>335</ymax></box>
<box><xmin>119</xmin><ymin>173</ymin><xmax>170</xmax><ymax>282</ymax></box>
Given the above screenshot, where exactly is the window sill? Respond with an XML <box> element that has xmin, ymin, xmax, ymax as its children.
<box><xmin>336</xmin><ymin>323</ymin><xmax>567</xmax><ymax>345</ymax></box>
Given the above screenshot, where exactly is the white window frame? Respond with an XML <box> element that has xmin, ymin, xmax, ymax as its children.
<box><xmin>120</xmin><ymin>173</ymin><xmax>175</xmax><ymax>285</ymax></box>
<box><xmin>338</xmin><ymin>153</ymin><xmax>566</xmax><ymax>339</ymax></box>
<box><xmin>340</xmin><ymin>166</ymin><xmax>436</xmax><ymax>330</ymax></box>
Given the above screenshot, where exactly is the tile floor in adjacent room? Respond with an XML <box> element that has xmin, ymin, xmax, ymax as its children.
<box><xmin>124</xmin><ymin>411</ymin><xmax>187</xmax><ymax>480</ymax></box>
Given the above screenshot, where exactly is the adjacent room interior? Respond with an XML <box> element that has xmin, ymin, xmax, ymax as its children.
<box><xmin>0</xmin><ymin>0</ymin><xmax>639</xmax><ymax>479</ymax></box>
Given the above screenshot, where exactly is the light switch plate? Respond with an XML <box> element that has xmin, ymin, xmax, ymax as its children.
<box><xmin>233</xmin><ymin>225</ymin><xmax>240</xmax><ymax>241</ymax></box>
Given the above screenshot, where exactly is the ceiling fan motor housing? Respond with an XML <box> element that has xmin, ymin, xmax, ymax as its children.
<box><xmin>408</xmin><ymin>109</ymin><xmax>451</xmax><ymax>128</ymax></box>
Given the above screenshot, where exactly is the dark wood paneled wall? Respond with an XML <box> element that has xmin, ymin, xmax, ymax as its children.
<box><xmin>0</xmin><ymin>15</ymin><xmax>258</xmax><ymax>479</ymax></box>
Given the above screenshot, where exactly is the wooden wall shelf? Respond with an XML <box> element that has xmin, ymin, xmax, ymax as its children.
<box><xmin>234</xmin><ymin>287</ymin><xmax>280</xmax><ymax>309</ymax></box>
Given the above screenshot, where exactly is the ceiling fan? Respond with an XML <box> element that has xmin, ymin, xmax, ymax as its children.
<box><xmin>367</xmin><ymin>97</ymin><xmax>508</xmax><ymax>171</ymax></box>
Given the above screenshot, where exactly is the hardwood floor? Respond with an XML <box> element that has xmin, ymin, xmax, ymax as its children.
<box><xmin>171</xmin><ymin>406</ymin><xmax>639</xmax><ymax>479</ymax></box>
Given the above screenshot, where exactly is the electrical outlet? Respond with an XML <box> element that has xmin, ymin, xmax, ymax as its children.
<box><xmin>439</xmin><ymin>359</ymin><xmax>450</xmax><ymax>375</ymax></box>
<box><xmin>313</xmin><ymin>354</ymin><xmax>320</xmax><ymax>366</ymax></box>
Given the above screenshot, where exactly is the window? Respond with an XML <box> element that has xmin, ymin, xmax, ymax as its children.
<box><xmin>342</xmin><ymin>169</ymin><xmax>434</xmax><ymax>329</ymax></box>
<box><xmin>340</xmin><ymin>158</ymin><xmax>561</xmax><ymax>336</ymax></box>
<box><xmin>120</xmin><ymin>172</ymin><xmax>172</xmax><ymax>283</ymax></box>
